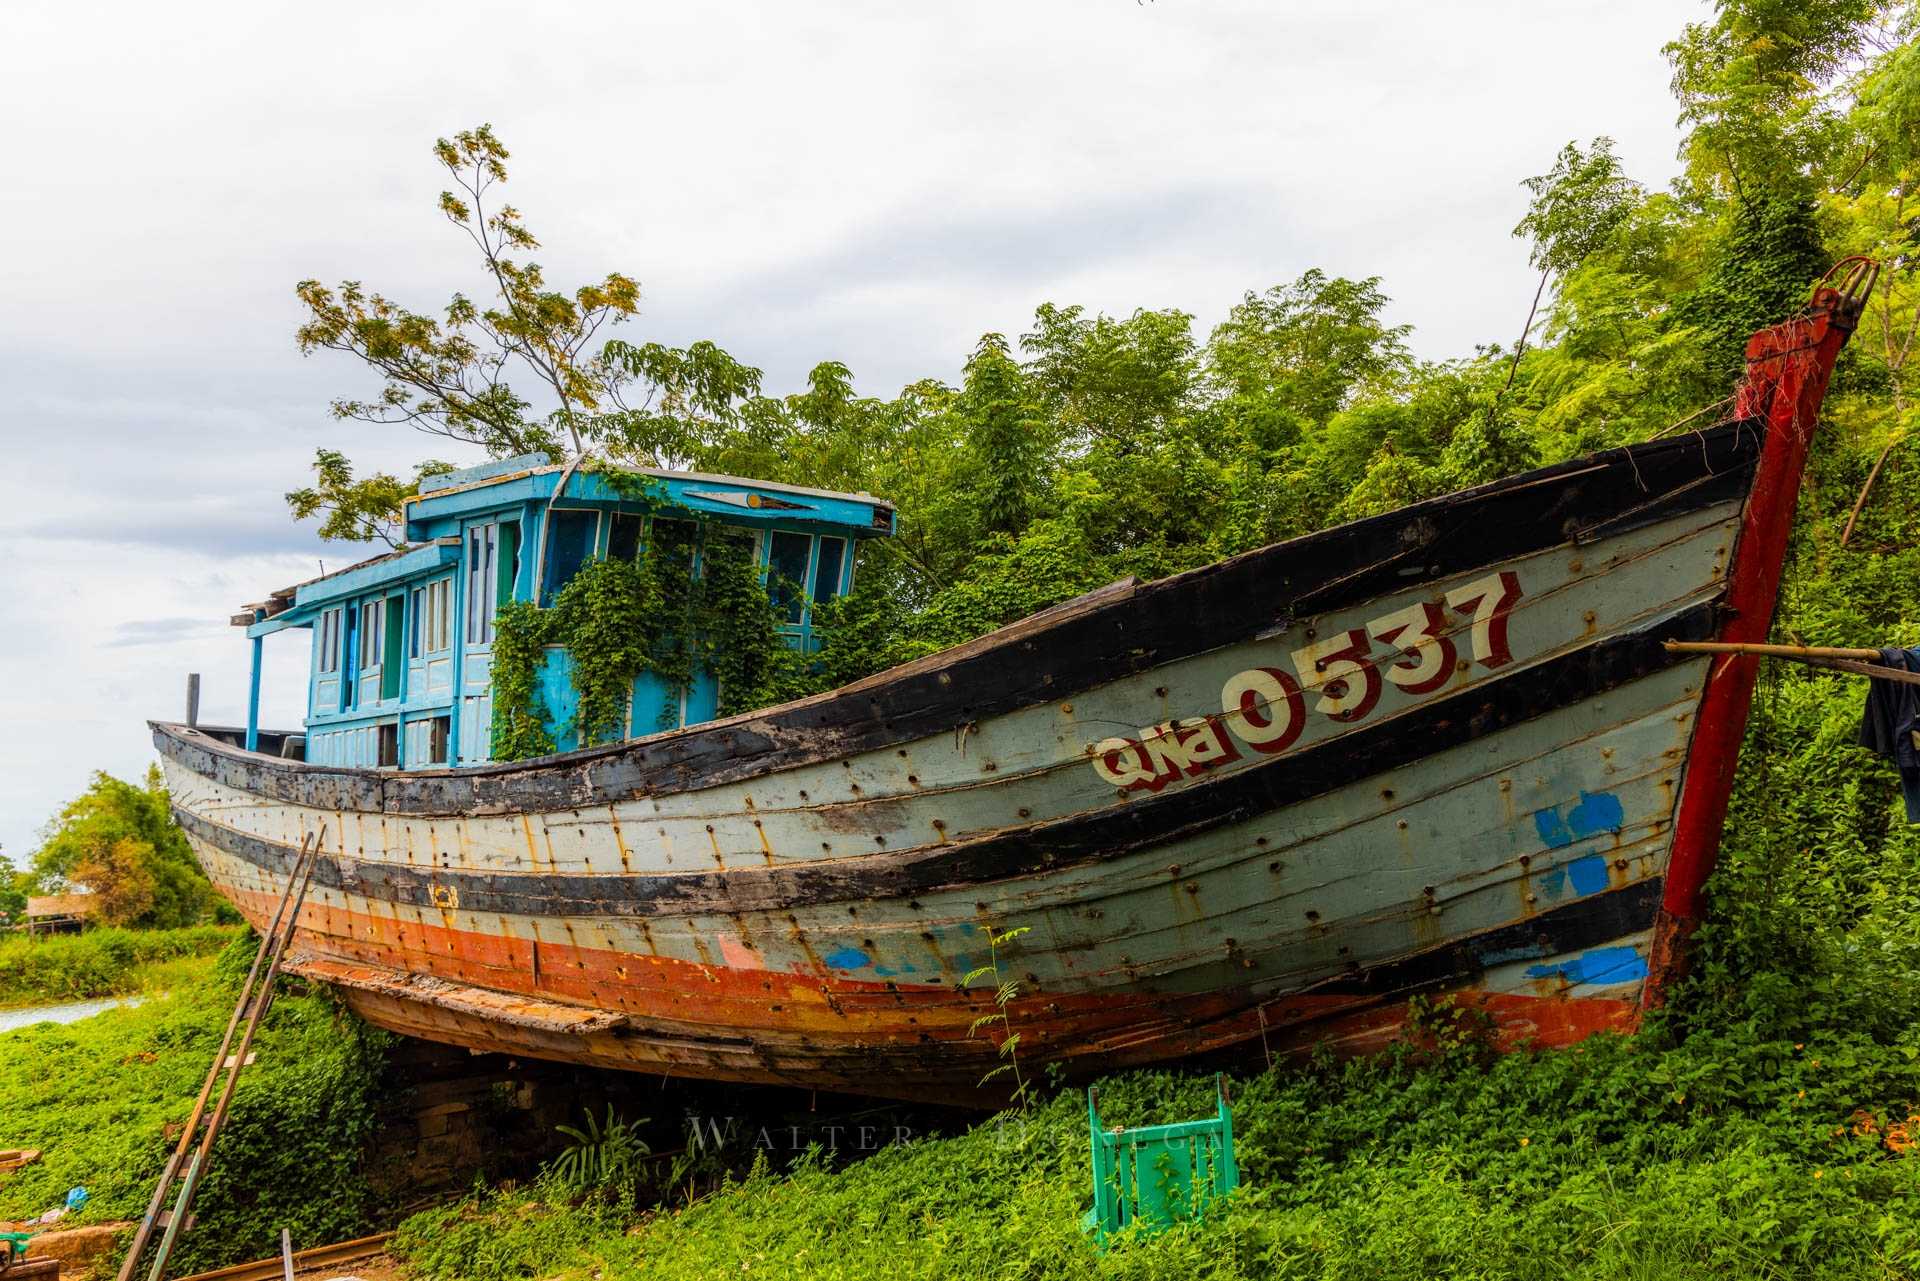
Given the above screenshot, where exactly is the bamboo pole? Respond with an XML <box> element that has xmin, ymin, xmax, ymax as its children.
<box><xmin>117</xmin><ymin>831</ymin><xmax>320</xmax><ymax>1281</ymax></box>
<box><xmin>1663</xmin><ymin>641</ymin><xmax>1885</xmax><ymax>661</ymax></box>
<box><xmin>144</xmin><ymin>827</ymin><xmax>326</xmax><ymax>1281</ymax></box>
<box><xmin>1663</xmin><ymin>640</ymin><xmax>1920</xmax><ymax>687</ymax></box>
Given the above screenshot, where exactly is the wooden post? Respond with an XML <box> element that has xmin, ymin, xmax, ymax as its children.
<box><xmin>137</xmin><ymin>830</ymin><xmax>324</xmax><ymax>1281</ymax></box>
<box><xmin>184</xmin><ymin>674</ymin><xmax>200</xmax><ymax>729</ymax></box>
<box><xmin>246</xmin><ymin>609</ymin><xmax>265</xmax><ymax>754</ymax></box>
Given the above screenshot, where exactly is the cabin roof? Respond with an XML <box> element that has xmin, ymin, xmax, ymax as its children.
<box><xmin>235</xmin><ymin>456</ymin><xmax>894</xmax><ymax>631</ymax></box>
<box><xmin>228</xmin><ymin>537</ymin><xmax>456</xmax><ymax>633</ymax></box>
<box><xmin>411</xmin><ymin>453</ymin><xmax>895</xmax><ymax>511</ymax></box>
<box><xmin>402</xmin><ymin>457</ymin><xmax>895</xmax><ymax>544</ymax></box>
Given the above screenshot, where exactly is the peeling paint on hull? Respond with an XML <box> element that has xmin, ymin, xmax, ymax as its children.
<box><xmin>152</xmin><ymin>288</ymin><xmax>1865</xmax><ymax>1103</ymax></box>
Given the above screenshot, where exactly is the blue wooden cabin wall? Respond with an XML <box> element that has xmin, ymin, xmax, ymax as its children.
<box><xmin>281</xmin><ymin>470</ymin><xmax>877</xmax><ymax>770</ymax></box>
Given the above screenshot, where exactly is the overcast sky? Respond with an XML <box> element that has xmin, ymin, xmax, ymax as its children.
<box><xmin>0</xmin><ymin>0</ymin><xmax>1699</xmax><ymax>861</ymax></box>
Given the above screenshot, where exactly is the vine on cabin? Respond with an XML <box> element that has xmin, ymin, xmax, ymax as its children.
<box><xmin>489</xmin><ymin>494</ymin><xmax>811</xmax><ymax>760</ymax></box>
<box><xmin>551</xmin><ymin>556</ymin><xmax>661</xmax><ymax>745</ymax></box>
<box><xmin>490</xmin><ymin>601</ymin><xmax>558</xmax><ymax>761</ymax></box>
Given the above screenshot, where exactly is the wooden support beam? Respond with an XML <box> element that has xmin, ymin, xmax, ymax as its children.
<box><xmin>1663</xmin><ymin>640</ymin><xmax>1884</xmax><ymax>661</ymax></box>
<box><xmin>1663</xmin><ymin>640</ymin><xmax>1920</xmax><ymax>687</ymax></box>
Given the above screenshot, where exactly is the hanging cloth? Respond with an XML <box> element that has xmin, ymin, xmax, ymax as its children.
<box><xmin>1856</xmin><ymin>646</ymin><xmax>1920</xmax><ymax>822</ymax></box>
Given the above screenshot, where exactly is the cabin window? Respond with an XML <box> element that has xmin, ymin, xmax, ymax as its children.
<box><xmin>542</xmin><ymin>510</ymin><xmax>599</xmax><ymax>606</ymax></box>
<box><xmin>431</xmin><ymin>578</ymin><xmax>452</xmax><ymax>650</ymax></box>
<box><xmin>411</xmin><ymin>578</ymin><xmax>452</xmax><ymax>658</ymax></box>
<box><xmin>465</xmin><ymin>521</ymin><xmax>518</xmax><ymax>645</ymax></box>
<box><xmin>316</xmin><ymin>607</ymin><xmax>343</xmax><ymax>674</ymax></box>
<box><xmin>499</xmin><ymin>522</ymin><xmax>520</xmax><ymax>606</ymax></box>
<box><xmin>767</xmin><ymin>531</ymin><xmax>812</xmax><ymax>625</ymax></box>
<box><xmin>812</xmin><ymin>536</ymin><xmax>847</xmax><ymax>603</ymax></box>
<box><xmin>360</xmin><ymin>600</ymin><xmax>383</xmax><ymax>671</ymax></box>
<box><xmin>428</xmin><ymin>714</ymin><xmax>449</xmax><ymax>764</ymax></box>
<box><xmin>382</xmin><ymin>596</ymin><xmax>404</xmax><ymax>700</ymax></box>
<box><xmin>608</xmin><ymin>512</ymin><xmax>644</xmax><ymax>563</ymax></box>
<box><xmin>377</xmin><ymin>722</ymin><xmax>399</xmax><ymax>768</ymax></box>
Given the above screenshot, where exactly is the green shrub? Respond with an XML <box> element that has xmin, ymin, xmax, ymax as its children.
<box><xmin>0</xmin><ymin>934</ymin><xmax>395</xmax><ymax>1274</ymax></box>
<box><xmin>0</xmin><ymin>925</ymin><xmax>238</xmax><ymax>1006</ymax></box>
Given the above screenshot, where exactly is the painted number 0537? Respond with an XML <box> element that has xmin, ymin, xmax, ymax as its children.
<box><xmin>1291</xmin><ymin>571</ymin><xmax>1521</xmax><ymax>719</ymax></box>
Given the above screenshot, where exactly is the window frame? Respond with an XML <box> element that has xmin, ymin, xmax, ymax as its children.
<box><xmin>317</xmin><ymin>606</ymin><xmax>343</xmax><ymax>674</ymax></box>
<box><xmin>412</xmin><ymin>577</ymin><xmax>453</xmax><ymax>658</ymax></box>
<box><xmin>541</xmin><ymin>508</ymin><xmax>601</xmax><ymax>607</ymax></box>
<box><xmin>766</xmin><ymin>530</ymin><xmax>814</xmax><ymax>628</ymax></box>
<box><xmin>466</xmin><ymin>522</ymin><xmax>499</xmax><ymax>646</ymax></box>
<box><xmin>359</xmin><ymin>598</ymin><xmax>385</xmax><ymax>677</ymax></box>
<box><xmin>812</xmin><ymin>535</ymin><xmax>848</xmax><ymax>605</ymax></box>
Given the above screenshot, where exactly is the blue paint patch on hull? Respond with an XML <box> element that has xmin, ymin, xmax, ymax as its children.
<box><xmin>1566</xmin><ymin>853</ymin><xmax>1610</xmax><ymax>896</ymax></box>
<box><xmin>1533</xmin><ymin>791</ymin><xmax>1625</xmax><ymax>848</ymax></box>
<box><xmin>1526</xmin><ymin>945</ymin><xmax>1648</xmax><ymax>987</ymax></box>
<box><xmin>823</xmin><ymin>947</ymin><xmax>871</xmax><ymax>969</ymax></box>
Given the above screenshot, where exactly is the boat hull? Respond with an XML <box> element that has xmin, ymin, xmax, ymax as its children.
<box><xmin>157</xmin><ymin>296</ymin><xmax>1863</xmax><ymax>1102</ymax></box>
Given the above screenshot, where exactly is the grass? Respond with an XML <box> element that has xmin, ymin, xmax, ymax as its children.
<box><xmin>0</xmin><ymin>934</ymin><xmax>395</xmax><ymax>1274</ymax></box>
<box><xmin>389</xmin><ymin>1012</ymin><xmax>1920</xmax><ymax>1281</ymax></box>
<box><xmin>0</xmin><ymin>926</ymin><xmax>239</xmax><ymax>1008</ymax></box>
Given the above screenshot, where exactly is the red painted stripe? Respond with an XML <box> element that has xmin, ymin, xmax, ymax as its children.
<box><xmin>223</xmin><ymin>879</ymin><xmax>1642</xmax><ymax>1088</ymax></box>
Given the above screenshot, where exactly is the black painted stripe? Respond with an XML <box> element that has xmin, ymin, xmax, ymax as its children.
<box><xmin>174</xmin><ymin>600</ymin><xmax>1718</xmax><ymax>918</ymax></box>
<box><xmin>153</xmin><ymin>418</ymin><xmax>1761</xmax><ymax>816</ymax></box>
<box><xmin>1309</xmin><ymin>876</ymin><xmax>1663</xmax><ymax>999</ymax></box>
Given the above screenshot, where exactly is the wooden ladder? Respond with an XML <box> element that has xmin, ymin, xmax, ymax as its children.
<box><xmin>116</xmin><ymin>827</ymin><xmax>325</xmax><ymax>1281</ymax></box>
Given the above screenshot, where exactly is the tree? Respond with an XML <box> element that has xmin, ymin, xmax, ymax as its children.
<box><xmin>0</xmin><ymin>852</ymin><xmax>25</xmax><ymax>927</ymax></box>
<box><xmin>33</xmin><ymin>769</ymin><xmax>216</xmax><ymax>929</ymax></box>
<box><xmin>1505</xmin><ymin>138</ymin><xmax>1647</xmax><ymax>391</ymax></box>
<box><xmin>1021</xmin><ymin>303</ymin><xmax>1198</xmax><ymax>449</ymax></box>
<box><xmin>286</xmin><ymin>450</ymin><xmax>454</xmax><ymax>547</ymax></box>
<box><xmin>958</xmin><ymin>335</ymin><xmax>1046</xmax><ymax>541</ymax></box>
<box><xmin>293</xmin><ymin>124</ymin><xmax>773</xmax><ymax>492</ymax></box>
<box><xmin>1206</xmin><ymin>270</ymin><xmax>1412</xmax><ymax>424</ymax></box>
<box><xmin>1666</xmin><ymin>193</ymin><xmax>1830</xmax><ymax>395</ymax></box>
<box><xmin>295</xmin><ymin>125</ymin><xmax>639</xmax><ymax>458</ymax></box>
<box><xmin>1666</xmin><ymin>0</ymin><xmax>1878</xmax><ymax>197</ymax></box>
<box><xmin>72</xmin><ymin>837</ymin><xmax>158</xmax><ymax>927</ymax></box>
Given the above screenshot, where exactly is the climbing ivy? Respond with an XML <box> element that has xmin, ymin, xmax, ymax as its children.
<box><xmin>550</xmin><ymin>556</ymin><xmax>663</xmax><ymax>745</ymax></box>
<box><xmin>700</xmin><ymin>530</ymin><xmax>809</xmax><ymax>717</ymax></box>
<box><xmin>489</xmin><ymin>502</ymin><xmax>807</xmax><ymax>760</ymax></box>
<box><xmin>490</xmin><ymin>600</ymin><xmax>558</xmax><ymax>761</ymax></box>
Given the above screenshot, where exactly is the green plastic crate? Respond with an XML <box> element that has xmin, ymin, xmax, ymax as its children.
<box><xmin>1083</xmin><ymin>1075</ymin><xmax>1240</xmax><ymax>1244</ymax></box>
<box><xmin>1</xmin><ymin>1230</ymin><xmax>32</xmax><ymax>1269</ymax></box>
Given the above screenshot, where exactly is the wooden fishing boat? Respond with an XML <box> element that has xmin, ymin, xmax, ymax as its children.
<box><xmin>154</xmin><ymin>263</ymin><xmax>1873</xmax><ymax>1102</ymax></box>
